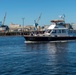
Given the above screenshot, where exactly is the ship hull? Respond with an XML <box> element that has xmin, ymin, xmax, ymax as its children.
<box><xmin>24</xmin><ymin>35</ymin><xmax>76</xmax><ymax>43</ymax></box>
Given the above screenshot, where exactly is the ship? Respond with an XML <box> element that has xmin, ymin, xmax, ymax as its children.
<box><xmin>24</xmin><ymin>18</ymin><xmax>76</xmax><ymax>43</ymax></box>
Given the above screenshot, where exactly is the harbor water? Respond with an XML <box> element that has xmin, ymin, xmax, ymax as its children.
<box><xmin>0</xmin><ymin>36</ymin><xmax>76</xmax><ymax>75</ymax></box>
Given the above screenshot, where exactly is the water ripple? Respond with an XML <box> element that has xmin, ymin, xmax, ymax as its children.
<box><xmin>0</xmin><ymin>36</ymin><xmax>76</xmax><ymax>75</ymax></box>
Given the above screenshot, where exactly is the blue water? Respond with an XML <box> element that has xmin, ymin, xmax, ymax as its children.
<box><xmin>0</xmin><ymin>36</ymin><xmax>76</xmax><ymax>75</ymax></box>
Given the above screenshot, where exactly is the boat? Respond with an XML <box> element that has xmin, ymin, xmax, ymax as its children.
<box><xmin>24</xmin><ymin>19</ymin><xmax>76</xmax><ymax>43</ymax></box>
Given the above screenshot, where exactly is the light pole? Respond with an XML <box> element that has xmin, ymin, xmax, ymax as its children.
<box><xmin>22</xmin><ymin>18</ymin><xmax>25</xmax><ymax>35</ymax></box>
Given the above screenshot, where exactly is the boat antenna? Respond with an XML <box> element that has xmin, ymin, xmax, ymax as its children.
<box><xmin>59</xmin><ymin>14</ymin><xmax>65</xmax><ymax>21</ymax></box>
<box><xmin>62</xmin><ymin>14</ymin><xmax>65</xmax><ymax>21</ymax></box>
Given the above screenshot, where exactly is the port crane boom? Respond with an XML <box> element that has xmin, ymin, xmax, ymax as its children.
<box><xmin>34</xmin><ymin>13</ymin><xmax>42</xmax><ymax>29</ymax></box>
<box><xmin>2</xmin><ymin>13</ymin><xmax>6</xmax><ymax>26</ymax></box>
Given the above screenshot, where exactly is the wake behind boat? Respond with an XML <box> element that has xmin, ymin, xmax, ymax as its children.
<box><xmin>24</xmin><ymin>18</ymin><xmax>76</xmax><ymax>43</ymax></box>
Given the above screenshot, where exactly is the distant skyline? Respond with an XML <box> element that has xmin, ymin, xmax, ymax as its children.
<box><xmin>0</xmin><ymin>0</ymin><xmax>76</xmax><ymax>26</ymax></box>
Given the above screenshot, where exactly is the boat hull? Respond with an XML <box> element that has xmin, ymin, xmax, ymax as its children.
<box><xmin>24</xmin><ymin>35</ymin><xmax>76</xmax><ymax>42</ymax></box>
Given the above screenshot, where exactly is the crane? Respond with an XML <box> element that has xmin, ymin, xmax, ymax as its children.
<box><xmin>0</xmin><ymin>13</ymin><xmax>9</xmax><ymax>31</ymax></box>
<box><xmin>34</xmin><ymin>13</ymin><xmax>42</xmax><ymax>30</ymax></box>
<box><xmin>2</xmin><ymin>12</ymin><xmax>6</xmax><ymax>26</ymax></box>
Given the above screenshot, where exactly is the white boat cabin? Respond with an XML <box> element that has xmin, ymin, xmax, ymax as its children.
<box><xmin>44</xmin><ymin>20</ymin><xmax>69</xmax><ymax>36</ymax></box>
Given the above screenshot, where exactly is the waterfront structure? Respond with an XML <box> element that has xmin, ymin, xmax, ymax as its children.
<box><xmin>9</xmin><ymin>23</ymin><xmax>36</xmax><ymax>32</ymax></box>
<box><xmin>71</xmin><ymin>23</ymin><xmax>76</xmax><ymax>30</ymax></box>
<box><xmin>9</xmin><ymin>23</ymin><xmax>21</xmax><ymax>29</ymax></box>
<box><xmin>0</xmin><ymin>25</ymin><xmax>9</xmax><ymax>32</ymax></box>
<box><xmin>9</xmin><ymin>23</ymin><xmax>22</xmax><ymax>32</ymax></box>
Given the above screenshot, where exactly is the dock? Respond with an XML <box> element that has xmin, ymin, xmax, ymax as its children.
<box><xmin>0</xmin><ymin>31</ymin><xmax>44</xmax><ymax>36</ymax></box>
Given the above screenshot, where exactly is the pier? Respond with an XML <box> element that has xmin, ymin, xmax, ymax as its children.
<box><xmin>0</xmin><ymin>31</ymin><xmax>44</xmax><ymax>36</ymax></box>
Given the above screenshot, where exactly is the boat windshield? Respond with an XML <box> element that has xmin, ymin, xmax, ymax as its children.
<box><xmin>45</xmin><ymin>29</ymin><xmax>51</xmax><ymax>33</ymax></box>
<box><xmin>57</xmin><ymin>22</ymin><xmax>64</xmax><ymax>25</ymax></box>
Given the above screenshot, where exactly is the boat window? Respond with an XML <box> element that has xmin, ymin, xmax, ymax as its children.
<box><xmin>58</xmin><ymin>30</ymin><xmax>61</xmax><ymax>33</ymax></box>
<box><xmin>62</xmin><ymin>30</ymin><xmax>66</xmax><ymax>33</ymax></box>
<box><xmin>48</xmin><ymin>30</ymin><xmax>51</xmax><ymax>33</ymax></box>
<box><xmin>45</xmin><ymin>30</ymin><xmax>48</xmax><ymax>33</ymax></box>
<box><xmin>57</xmin><ymin>22</ymin><xmax>64</xmax><ymax>25</ymax></box>
<box><xmin>52</xmin><ymin>30</ymin><xmax>56</xmax><ymax>33</ymax></box>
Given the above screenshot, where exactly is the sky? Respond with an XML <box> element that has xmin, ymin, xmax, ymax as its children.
<box><xmin>0</xmin><ymin>0</ymin><xmax>76</xmax><ymax>26</ymax></box>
